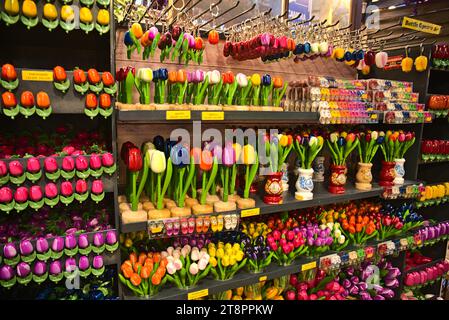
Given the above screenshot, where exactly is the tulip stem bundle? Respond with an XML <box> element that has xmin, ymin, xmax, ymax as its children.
<box><xmin>272</xmin><ymin>81</ymin><xmax>288</xmax><ymax>107</ymax></box>
<box><xmin>156</xmin><ymin>159</ymin><xmax>172</xmax><ymax>210</ymax></box>
<box><xmin>134</xmin><ymin>69</ymin><xmax>152</xmax><ymax>104</ymax></box>
<box><xmin>175</xmin><ymin>156</ymin><xmax>195</xmax><ymax>208</ymax></box>
<box><xmin>293</xmin><ymin>135</ymin><xmax>324</xmax><ymax>169</ymax></box>
<box><xmin>208</xmin><ymin>78</ymin><xmax>223</xmax><ymax>105</ymax></box>
<box><xmin>236</xmin><ymin>77</ymin><xmax>252</xmax><ymax>106</ymax></box>
<box><xmin>357</xmin><ymin>131</ymin><xmax>383</xmax><ymax>164</ymax></box>
<box><xmin>380</xmin><ymin>131</ymin><xmax>416</xmax><ymax>161</ymax></box>
<box><xmin>260</xmin><ymin>75</ymin><xmax>274</xmax><ymax>106</ymax></box>
<box><xmin>266</xmin><ymin>135</ymin><xmax>293</xmax><ymax>173</ymax></box>
<box><xmin>193</xmin><ymin>75</ymin><xmax>209</xmax><ymax>105</ymax></box>
<box><xmin>326</xmin><ymin>132</ymin><xmax>360</xmax><ymax>166</ymax></box>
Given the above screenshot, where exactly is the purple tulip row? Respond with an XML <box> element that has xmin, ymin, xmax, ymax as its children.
<box><xmin>0</xmin><ymin>179</ymin><xmax>106</xmax><ymax>213</ymax></box>
<box><xmin>416</xmin><ymin>221</ymin><xmax>449</xmax><ymax>242</ymax></box>
<box><xmin>1</xmin><ymin>230</ymin><xmax>118</xmax><ymax>266</ymax></box>
<box><xmin>0</xmin><ymin>255</ymin><xmax>106</xmax><ymax>288</ymax></box>
<box><xmin>0</xmin><ymin>153</ymin><xmax>116</xmax><ymax>186</ymax></box>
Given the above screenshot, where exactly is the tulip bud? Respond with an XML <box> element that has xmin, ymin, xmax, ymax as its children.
<box><xmin>61</xmin><ymin>156</ymin><xmax>75</xmax><ymax>178</ymax></box>
<box><xmin>50</xmin><ymin>237</ymin><xmax>64</xmax><ymax>260</ymax></box>
<box><xmin>33</xmin><ymin>261</ymin><xmax>47</xmax><ymax>281</ymax></box>
<box><xmin>0</xmin><ymin>186</ymin><xmax>13</xmax><ymax>204</ymax></box>
<box><xmin>26</xmin><ymin>157</ymin><xmax>41</xmax><ymax>174</ymax></box>
<box><xmin>48</xmin><ymin>260</ymin><xmax>63</xmax><ymax>283</ymax></box>
<box><xmin>0</xmin><ymin>265</ymin><xmax>15</xmax><ymax>284</ymax></box>
<box><xmin>92</xmin><ymin>255</ymin><xmax>104</xmax><ymax>276</ymax></box>
<box><xmin>64</xmin><ymin>234</ymin><xmax>78</xmax><ymax>257</ymax></box>
<box><xmin>14</xmin><ymin>186</ymin><xmax>28</xmax><ymax>206</ymax></box>
<box><xmin>78</xmin><ymin>256</ymin><xmax>90</xmax><ymax>277</ymax></box>
<box><xmin>8</xmin><ymin>160</ymin><xmax>24</xmax><ymax>184</ymax></box>
<box><xmin>44</xmin><ymin>157</ymin><xmax>58</xmax><ymax>173</ymax></box>
<box><xmin>35</xmin><ymin>237</ymin><xmax>50</xmax><ymax>261</ymax></box>
<box><xmin>105</xmin><ymin>230</ymin><xmax>118</xmax><ymax>253</ymax></box>
<box><xmin>19</xmin><ymin>239</ymin><xmax>35</xmax><ymax>263</ymax></box>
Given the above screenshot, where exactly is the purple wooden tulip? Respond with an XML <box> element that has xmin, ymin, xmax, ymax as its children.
<box><xmin>91</xmin><ymin>180</ymin><xmax>103</xmax><ymax>195</ymax></box>
<box><xmin>89</xmin><ymin>154</ymin><xmax>102</xmax><ymax>170</ymax></box>
<box><xmin>385</xmin><ymin>278</ymin><xmax>399</xmax><ymax>288</ymax></box>
<box><xmin>0</xmin><ymin>265</ymin><xmax>14</xmax><ymax>280</ymax></box>
<box><xmin>379</xmin><ymin>288</ymin><xmax>395</xmax><ymax>299</ymax></box>
<box><xmin>49</xmin><ymin>260</ymin><xmax>62</xmax><ymax>275</ymax></box>
<box><xmin>19</xmin><ymin>239</ymin><xmax>34</xmax><ymax>256</ymax></box>
<box><xmin>62</xmin><ymin>156</ymin><xmax>75</xmax><ymax>171</ymax></box>
<box><xmin>106</xmin><ymin>231</ymin><xmax>117</xmax><ymax>245</ymax></box>
<box><xmin>26</xmin><ymin>157</ymin><xmax>41</xmax><ymax>173</ymax></box>
<box><xmin>222</xmin><ymin>144</ymin><xmax>235</xmax><ymax>167</ymax></box>
<box><xmin>29</xmin><ymin>185</ymin><xmax>43</xmax><ymax>201</ymax></box>
<box><xmin>44</xmin><ymin>157</ymin><xmax>58</xmax><ymax>173</ymax></box>
<box><xmin>342</xmin><ymin>279</ymin><xmax>351</xmax><ymax>289</ymax></box>
<box><xmin>16</xmin><ymin>262</ymin><xmax>31</xmax><ymax>278</ymax></box>
<box><xmin>3</xmin><ymin>243</ymin><xmax>17</xmax><ymax>260</ymax></box>
<box><xmin>36</xmin><ymin>238</ymin><xmax>49</xmax><ymax>253</ymax></box>
<box><xmin>358</xmin><ymin>282</ymin><xmax>368</xmax><ymax>291</ymax></box>
<box><xmin>14</xmin><ymin>187</ymin><xmax>28</xmax><ymax>203</ymax></box>
<box><xmin>92</xmin><ymin>255</ymin><xmax>103</xmax><ymax>269</ymax></box>
<box><xmin>0</xmin><ymin>186</ymin><xmax>13</xmax><ymax>203</ymax></box>
<box><xmin>8</xmin><ymin>160</ymin><xmax>23</xmax><ymax>176</ymax></box>
<box><xmin>374</xmin><ymin>295</ymin><xmax>385</xmax><ymax>300</ymax></box>
<box><xmin>78</xmin><ymin>234</ymin><xmax>90</xmax><ymax>253</ymax></box>
<box><xmin>93</xmin><ymin>233</ymin><xmax>104</xmax><ymax>247</ymax></box>
<box><xmin>45</xmin><ymin>183</ymin><xmax>58</xmax><ymax>199</ymax></box>
<box><xmin>75</xmin><ymin>156</ymin><xmax>89</xmax><ymax>171</ymax></box>
<box><xmin>65</xmin><ymin>234</ymin><xmax>77</xmax><ymax>249</ymax></box>
<box><xmin>33</xmin><ymin>261</ymin><xmax>47</xmax><ymax>276</ymax></box>
<box><xmin>65</xmin><ymin>257</ymin><xmax>77</xmax><ymax>272</ymax></box>
<box><xmin>360</xmin><ymin>291</ymin><xmax>372</xmax><ymax>300</ymax></box>
<box><xmin>51</xmin><ymin>237</ymin><xmax>64</xmax><ymax>252</ymax></box>
<box><xmin>386</xmin><ymin>267</ymin><xmax>401</xmax><ymax>279</ymax></box>
<box><xmin>78</xmin><ymin>256</ymin><xmax>90</xmax><ymax>271</ymax></box>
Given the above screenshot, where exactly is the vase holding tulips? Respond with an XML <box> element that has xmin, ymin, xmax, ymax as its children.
<box><xmin>355</xmin><ymin>131</ymin><xmax>383</xmax><ymax>191</ymax></box>
<box><xmin>293</xmin><ymin>132</ymin><xmax>324</xmax><ymax>200</ymax></box>
<box><xmin>326</xmin><ymin>132</ymin><xmax>359</xmax><ymax>194</ymax></box>
<box><xmin>264</xmin><ymin>172</ymin><xmax>284</xmax><ymax>204</ymax></box>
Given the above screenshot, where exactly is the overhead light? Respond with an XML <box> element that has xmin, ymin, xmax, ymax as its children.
<box><xmin>372</xmin><ymin>0</ymin><xmax>379</xmax><ymax>2</ymax></box>
<box><xmin>388</xmin><ymin>5</ymin><xmax>397</xmax><ymax>9</ymax></box>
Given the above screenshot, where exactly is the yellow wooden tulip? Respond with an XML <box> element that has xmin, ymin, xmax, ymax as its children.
<box><xmin>5</xmin><ymin>0</ymin><xmax>19</xmax><ymax>15</ymax></box>
<box><xmin>415</xmin><ymin>55</ymin><xmax>428</xmax><ymax>72</ymax></box>
<box><xmin>97</xmin><ymin>9</ymin><xmax>110</xmax><ymax>26</ymax></box>
<box><xmin>401</xmin><ymin>57</ymin><xmax>414</xmax><ymax>73</ymax></box>
<box><xmin>61</xmin><ymin>5</ymin><xmax>75</xmax><ymax>21</ymax></box>
<box><xmin>242</xmin><ymin>144</ymin><xmax>256</xmax><ymax>165</ymax></box>
<box><xmin>43</xmin><ymin>3</ymin><xmax>58</xmax><ymax>20</ymax></box>
<box><xmin>80</xmin><ymin>7</ymin><xmax>93</xmax><ymax>24</ymax></box>
<box><xmin>22</xmin><ymin>0</ymin><xmax>37</xmax><ymax>18</ymax></box>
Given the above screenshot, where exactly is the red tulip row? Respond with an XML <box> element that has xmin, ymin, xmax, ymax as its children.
<box><xmin>0</xmin><ymin>154</ymin><xmax>116</xmax><ymax>186</ymax></box>
<box><xmin>0</xmin><ymin>179</ymin><xmax>106</xmax><ymax>213</ymax></box>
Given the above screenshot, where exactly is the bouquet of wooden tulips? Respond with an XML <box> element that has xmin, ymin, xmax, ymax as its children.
<box><xmin>326</xmin><ymin>131</ymin><xmax>360</xmax><ymax>166</ymax></box>
<box><xmin>164</xmin><ymin>245</ymin><xmax>212</xmax><ymax>289</ymax></box>
<box><xmin>207</xmin><ymin>242</ymin><xmax>247</xmax><ymax>280</ymax></box>
<box><xmin>380</xmin><ymin>131</ymin><xmax>416</xmax><ymax>161</ymax></box>
<box><xmin>119</xmin><ymin>252</ymin><xmax>168</xmax><ymax>297</ymax></box>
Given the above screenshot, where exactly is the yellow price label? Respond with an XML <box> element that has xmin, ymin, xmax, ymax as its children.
<box><xmin>402</xmin><ymin>17</ymin><xmax>441</xmax><ymax>35</ymax></box>
<box><xmin>301</xmin><ymin>261</ymin><xmax>317</xmax><ymax>271</ymax></box>
<box><xmin>188</xmin><ymin>289</ymin><xmax>208</xmax><ymax>300</ymax></box>
<box><xmin>166</xmin><ymin>110</ymin><xmax>191</xmax><ymax>120</ymax></box>
<box><xmin>240</xmin><ymin>208</ymin><xmax>260</xmax><ymax>218</ymax></box>
<box><xmin>259</xmin><ymin>276</ymin><xmax>267</xmax><ymax>282</ymax></box>
<box><xmin>202</xmin><ymin>111</ymin><xmax>224</xmax><ymax>121</ymax></box>
<box><xmin>22</xmin><ymin>70</ymin><xmax>53</xmax><ymax>81</ymax></box>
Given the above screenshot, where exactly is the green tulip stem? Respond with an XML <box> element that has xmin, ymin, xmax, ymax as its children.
<box><xmin>136</xmin><ymin>155</ymin><xmax>149</xmax><ymax>203</ymax></box>
<box><xmin>252</xmin><ymin>86</ymin><xmax>260</xmax><ymax>106</ymax></box>
<box><xmin>200</xmin><ymin>170</ymin><xmax>207</xmax><ymax>205</ymax></box>
<box><xmin>230</xmin><ymin>164</ymin><xmax>237</xmax><ymax>195</ymax></box>
<box><xmin>131</xmin><ymin>172</ymin><xmax>138</xmax><ymax>211</ymax></box>
<box><xmin>200</xmin><ymin>158</ymin><xmax>218</xmax><ymax>205</ymax></box>
<box><xmin>244</xmin><ymin>152</ymin><xmax>259</xmax><ymax>199</ymax></box>
<box><xmin>223</xmin><ymin>166</ymin><xmax>229</xmax><ymax>202</ymax></box>
<box><xmin>179</xmin><ymin>157</ymin><xmax>195</xmax><ymax>208</ymax></box>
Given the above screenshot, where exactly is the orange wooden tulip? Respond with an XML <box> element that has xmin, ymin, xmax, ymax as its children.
<box><xmin>85</xmin><ymin>93</ymin><xmax>97</xmax><ymax>109</ymax></box>
<box><xmin>176</xmin><ymin>69</ymin><xmax>187</xmax><ymax>83</ymax></box>
<box><xmin>1</xmin><ymin>92</ymin><xmax>17</xmax><ymax>108</ymax></box>
<box><xmin>130</xmin><ymin>273</ymin><xmax>142</xmax><ymax>286</ymax></box>
<box><xmin>99</xmin><ymin>93</ymin><xmax>111</xmax><ymax>109</ymax></box>
<box><xmin>168</xmin><ymin>70</ymin><xmax>177</xmax><ymax>83</ymax></box>
<box><xmin>273</xmin><ymin>77</ymin><xmax>283</xmax><ymax>89</ymax></box>
<box><xmin>53</xmin><ymin>66</ymin><xmax>66</xmax><ymax>82</ymax></box>
<box><xmin>20</xmin><ymin>91</ymin><xmax>35</xmax><ymax>108</ymax></box>
<box><xmin>36</xmin><ymin>91</ymin><xmax>50</xmax><ymax>109</ymax></box>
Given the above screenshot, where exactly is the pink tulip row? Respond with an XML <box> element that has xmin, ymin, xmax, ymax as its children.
<box><xmin>0</xmin><ymin>153</ymin><xmax>116</xmax><ymax>186</ymax></box>
<box><xmin>0</xmin><ymin>180</ymin><xmax>106</xmax><ymax>213</ymax></box>
<box><xmin>404</xmin><ymin>260</ymin><xmax>449</xmax><ymax>287</ymax></box>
